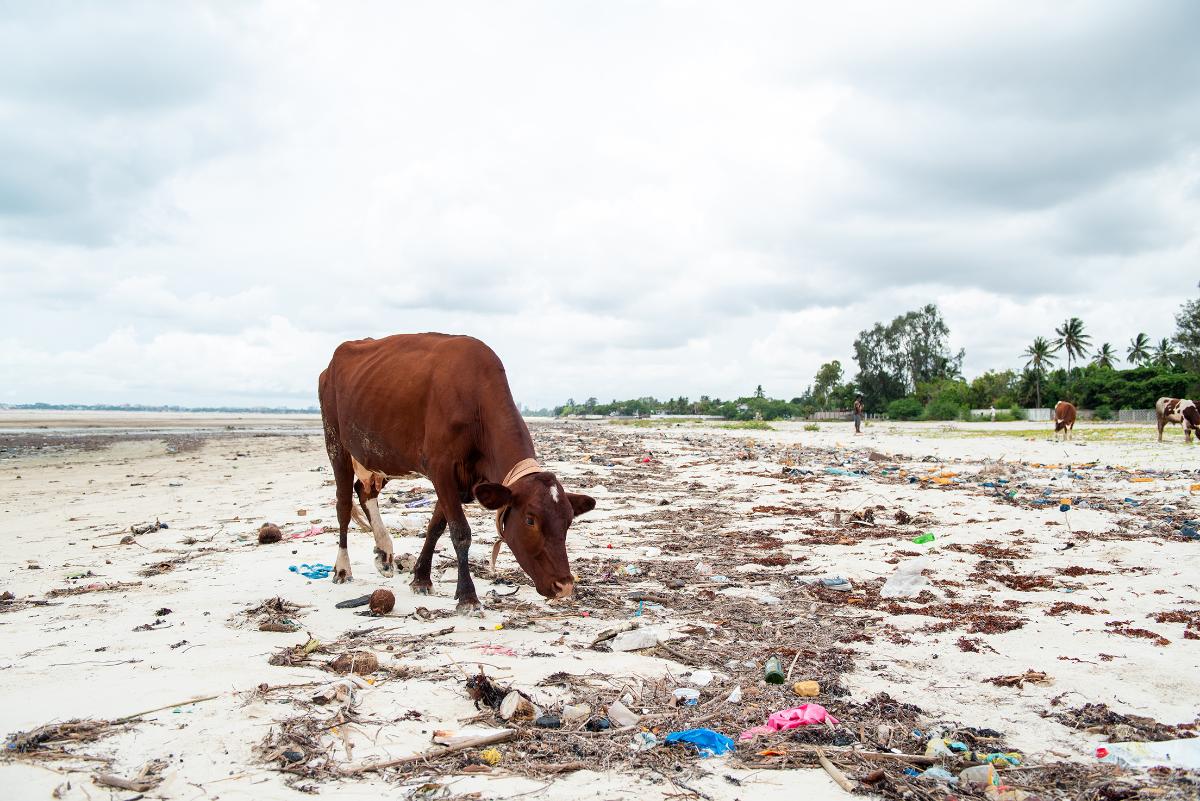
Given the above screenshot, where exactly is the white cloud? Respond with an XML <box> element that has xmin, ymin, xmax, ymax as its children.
<box><xmin>2</xmin><ymin>1</ymin><xmax>1199</xmax><ymax>408</ymax></box>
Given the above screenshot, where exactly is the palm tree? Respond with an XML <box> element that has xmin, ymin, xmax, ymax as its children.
<box><xmin>1053</xmin><ymin>317</ymin><xmax>1092</xmax><ymax>375</ymax></box>
<box><xmin>1153</xmin><ymin>338</ymin><xmax>1177</xmax><ymax>367</ymax></box>
<box><xmin>1023</xmin><ymin>337</ymin><xmax>1058</xmax><ymax>409</ymax></box>
<box><xmin>1091</xmin><ymin>343</ymin><xmax>1117</xmax><ymax>368</ymax></box>
<box><xmin>1127</xmin><ymin>333</ymin><xmax>1151</xmax><ymax>366</ymax></box>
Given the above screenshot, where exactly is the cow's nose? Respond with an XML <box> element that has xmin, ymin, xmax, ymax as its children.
<box><xmin>552</xmin><ymin>580</ymin><xmax>574</xmax><ymax>599</ymax></box>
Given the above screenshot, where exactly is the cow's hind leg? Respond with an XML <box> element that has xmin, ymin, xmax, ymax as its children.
<box><xmin>411</xmin><ymin>502</ymin><xmax>446</xmax><ymax>595</ymax></box>
<box><xmin>355</xmin><ymin>479</ymin><xmax>395</xmax><ymax>578</ymax></box>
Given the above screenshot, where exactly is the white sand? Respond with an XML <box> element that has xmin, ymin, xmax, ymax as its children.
<box><xmin>2</xmin><ymin>416</ymin><xmax>1198</xmax><ymax>800</ymax></box>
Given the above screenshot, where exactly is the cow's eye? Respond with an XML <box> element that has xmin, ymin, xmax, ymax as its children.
<box><xmin>525</xmin><ymin>515</ymin><xmax>535</xmax><ymax>527</ymax></box>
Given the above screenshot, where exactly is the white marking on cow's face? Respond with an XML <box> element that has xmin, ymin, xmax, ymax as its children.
<box><xmin>549</xmin><ymin>485</ymin><xmax>560</xmax><ymax>503</ymax></box>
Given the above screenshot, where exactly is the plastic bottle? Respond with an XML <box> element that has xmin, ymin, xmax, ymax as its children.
<box><xmin>764</xmin><ymin>655</ymin><xmax>786</xmax><ymax>684</ymax></box>
<box><xmin>958</xmin><ymin>764</ymin><xmax>998</xmax><ymax>786</ymax></box>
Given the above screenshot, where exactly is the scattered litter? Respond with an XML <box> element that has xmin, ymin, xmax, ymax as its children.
<box><xmin>630</xmin><ymin>731</ymin><xmax>658</xmax><ymax>751</ymax></box>
<box><xmin>664</xmin><ymin>728</ymin><xmax>735</xmax><ymax>757</ymax></box>
<box><xmin>562</xmin><ymin>703</ymin><xmax>591</xmax><ymax>724</ymax></box>
<box><xmin>290</xmin><ymin>563</ymin><xmax>333</xmax><ymax>580</ymax></box>
<box><xmin>609</xmin><ymin>628</ymin><xmax>660</xmax><ymax>651</ymax></box>
<box><xmin>880</xmin><ymin>556</ymin><xmax>931</xmax><ymax>598</ymax></box>
<box><xmin>1097</xmin><ymin>738</ymin><xmax>1200</xmax><ymax>770</ymax></box>
<box><xmin>607</xmin><ymin>700</ymin><xmax>640</xmax><ymax>727</ymax></box>
<box><xmin>740</xmin><ymin>704</ymin><xmax>840</xmax><ymax>740</ymax></box>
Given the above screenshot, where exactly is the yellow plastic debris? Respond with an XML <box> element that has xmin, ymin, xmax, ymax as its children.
<box><xmin>480</xmin><ymin>747</ymin><xmax>502</xmax><ymax>765</ymax></box>
<box><xmin>793</xmin><ymin>680</ymin><xmax>820</xmax><ymax>697</ymax></box>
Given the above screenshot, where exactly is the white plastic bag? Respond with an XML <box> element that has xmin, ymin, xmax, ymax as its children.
<box><xmin>880</xmin><ymin>556</ymin><xmax>931</xmax><ymax>598</ymax></box>
<box><xmin>610</xmin><ymin>628</ymin><xmax>660</xmax><ymax>651</ymax></box>
<box><xmin>1097</xmin><ymin>739</ymin><xmax>1200</xmax><ymax>770</ymax></box>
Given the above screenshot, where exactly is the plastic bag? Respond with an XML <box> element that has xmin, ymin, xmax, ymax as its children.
<box><xmin>739</xmin><ymin>704</ymin><xmax>840</xmax><ymax>740</ymax></box>
<box><xmin>880</xmin><ymin>556</ymin><xmax>930</xmax><ymax>598</ymax></box>
<box><xmin>664</xmin><ymin>728</ymin><xmax>735</xmax><ymax>757</ymax></box>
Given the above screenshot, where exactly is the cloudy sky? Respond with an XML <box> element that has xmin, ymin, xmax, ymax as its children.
<box><xmin>2</xmin><ymin>1</ymin><xmax>1198</xmax><ymax>409</ymax></box>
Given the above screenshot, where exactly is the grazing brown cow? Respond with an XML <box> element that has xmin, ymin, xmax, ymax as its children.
<box><xmin>1156</xmin><ymin>397</ymin><xmax>1200</xmax><ymax>443</ymax></box>
<box><xmin>318</xmin><ymin>334</ymin><xmax>595</xmax><ymax>612</ymax></box>
<box><xmin>1053</xmin><ymin>401</ymin><xmax>1076</xmax><ymax>441</ymax></box>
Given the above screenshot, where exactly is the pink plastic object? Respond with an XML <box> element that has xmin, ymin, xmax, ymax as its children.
<box><xmin>739</xmin><ymin>704</ymin><xmax>840</xmax><ymax>740</ymax></box>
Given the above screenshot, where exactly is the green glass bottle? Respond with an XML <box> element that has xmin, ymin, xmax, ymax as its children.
<box><xmin>764</xmin><ymin>655</ymin><xmax>785</xmax><ymax>684</ymax></box>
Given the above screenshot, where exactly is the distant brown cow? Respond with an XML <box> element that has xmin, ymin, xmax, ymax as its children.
<box><xmin>1053</xmin><ymin>401</ymin><xmax>1076</xmax><ymax>441</ymax></box>
<box><xmin>1156</xmin><ymin>397</ymin><xmax>1200</xmax><ymax>443</ymax></box>
<box><xmin>318</xmin><ymin>334</ymin><xmax>595</xmax><ymax>612</ymax></box>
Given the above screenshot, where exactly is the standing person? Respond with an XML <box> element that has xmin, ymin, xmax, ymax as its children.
<box><xmin>853</xmin><ymin>395</ymin><xmax>864</xmax><ymax>434</ymax></box>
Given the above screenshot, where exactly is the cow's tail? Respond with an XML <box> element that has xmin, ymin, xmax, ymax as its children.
<box><xmin>350</xmin><ymin>503</ymin><xmax>371</xmax><ymax>532</ymax></box>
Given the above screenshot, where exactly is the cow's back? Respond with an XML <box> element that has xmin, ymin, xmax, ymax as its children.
<box><xmin>320</xmin><ymin>333</ymin><xmax>515</xmax><ymax>473</ymax></box>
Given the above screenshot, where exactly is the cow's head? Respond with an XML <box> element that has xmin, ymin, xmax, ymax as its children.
<box><xmin>474</xmin><ymin>472</ymin><xmax>595</xmax><ymax>599</ymax></box>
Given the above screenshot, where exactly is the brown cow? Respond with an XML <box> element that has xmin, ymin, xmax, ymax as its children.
<box><xmin>1053</xmin><ymin>401</ymin><xmax>1076</xmax><ymax>441</ymax></box>
<box><xmin>318</xmin><ymin>334</ymin><xmax>595</xmax><ymax>612</ymax></box>
<box><xmin>1156</xmin><ymin>397</ymin><xmax>1200</xmax><ymax>443</ymax></box>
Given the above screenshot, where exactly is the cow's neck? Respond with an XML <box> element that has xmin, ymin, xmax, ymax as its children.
<box><xmin>482</xmin><ymin>404</ymin><xmax>537</xmax><ymax>483</ymax></box>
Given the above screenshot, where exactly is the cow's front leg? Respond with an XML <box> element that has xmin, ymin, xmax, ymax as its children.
<box><xmin>448</xmin><ymin>519</ymin><xmax>481</xmax><ymax>615</ymax></box>
<box><xmin>362</xmin><ymin>497</ymin><xmax>395</xmax><ymax>578</ymax></box>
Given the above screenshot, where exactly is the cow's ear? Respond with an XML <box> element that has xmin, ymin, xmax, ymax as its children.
<box><xmin>474</xmin><ymin>482</ymin><xmax>512</xmax><ymax>510</ymax></box>
<box><xmin>567</xmin><ymin>492</ymin><xmax>596</xmax><ymax>516</ymax></box>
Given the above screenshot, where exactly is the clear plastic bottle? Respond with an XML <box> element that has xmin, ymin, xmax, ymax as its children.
<box><xmin>958</xmin><ymin>764</ymin><xmax>997</xmax><ymax>786</ymax></box>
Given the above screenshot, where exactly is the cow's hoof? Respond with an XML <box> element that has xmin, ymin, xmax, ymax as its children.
<box><xmin>456</xmin><ymin>599</ymin><xmax>483</xmax><ymax>616</ymax></box>
<box><xmin>333</xmin><ymin>570</ymin><xmax>352</xmax><ymax>584</ymax></box>
<box><xmin>410</xmin><ymin>578</ymin><xmax>433</xmax><ymax>595</ymax></box>
<box><xmin>374</xmin><ymin>548</ymin><xmax>395</xmax><ymax>578</ymax></box>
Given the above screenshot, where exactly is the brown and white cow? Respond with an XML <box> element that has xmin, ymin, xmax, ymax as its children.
<box><xmin>318</xmin><ymin>334</ymin><xmax>595</xmax><ymax>612</ymax></box>
<box><xmin>1053</xmin><ymin>401</ymin><xmax>1076</xmax><ymax>441</ymax></box>
<box><xmin>1156</xmin><ymin>397</ymin><xmax>1200</xmax><ymax>443</ymax></box>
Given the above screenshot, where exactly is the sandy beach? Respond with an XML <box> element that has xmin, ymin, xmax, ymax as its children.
<box><xmin>2</xmin><ymin>414</ymin><xmax>1198</xmax><ymax>800</ymax></box>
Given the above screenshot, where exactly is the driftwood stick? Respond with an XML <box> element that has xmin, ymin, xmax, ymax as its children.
<box><xmin>93</xmin><ymin>774</ymin><xmax>155</xmax><ymax>792</ymax></box>
<box><xmin>339</xmin><ymin>729</ymin><xmax>516</xmax><ymax>775</ymax></box>
<box><xmin>777</xmin><ymin>745</ymin><xmax>938</xmax><ymax>766</ymax></box>
<box><xmin>114</xmin><ymin>694</ymin><xmax>220</xmax><ymax>724</ymax></box>
<box><xmin>785</xmin><ymin>651</ymin><xmax>802</xmax><ymax>683</ymax></box>
<box><xmin>589</xmin><ymin>620</ymin><xmax>638</xmax><ymax>647</ymax></box>
<box><xmin>816</xmin><ymin>748</ymin><xmax>857</xmax><ymax>793</ymax></box>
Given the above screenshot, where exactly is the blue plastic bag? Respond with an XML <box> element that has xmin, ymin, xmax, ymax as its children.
<box><xmin>664</xmin><ymin>728</ymin><xmax>735</xmax><ymax>758</ymax></box>
<box><xmin>289</xmin><ymin>563</ymin><xmax>333</xmax><ymax>579</ymax></box>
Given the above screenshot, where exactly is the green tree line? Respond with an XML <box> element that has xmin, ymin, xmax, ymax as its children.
<box><xmin>553</xmin><ymin>289</ymin><xmax>1200</xmax><ymax>421</ymax></box>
